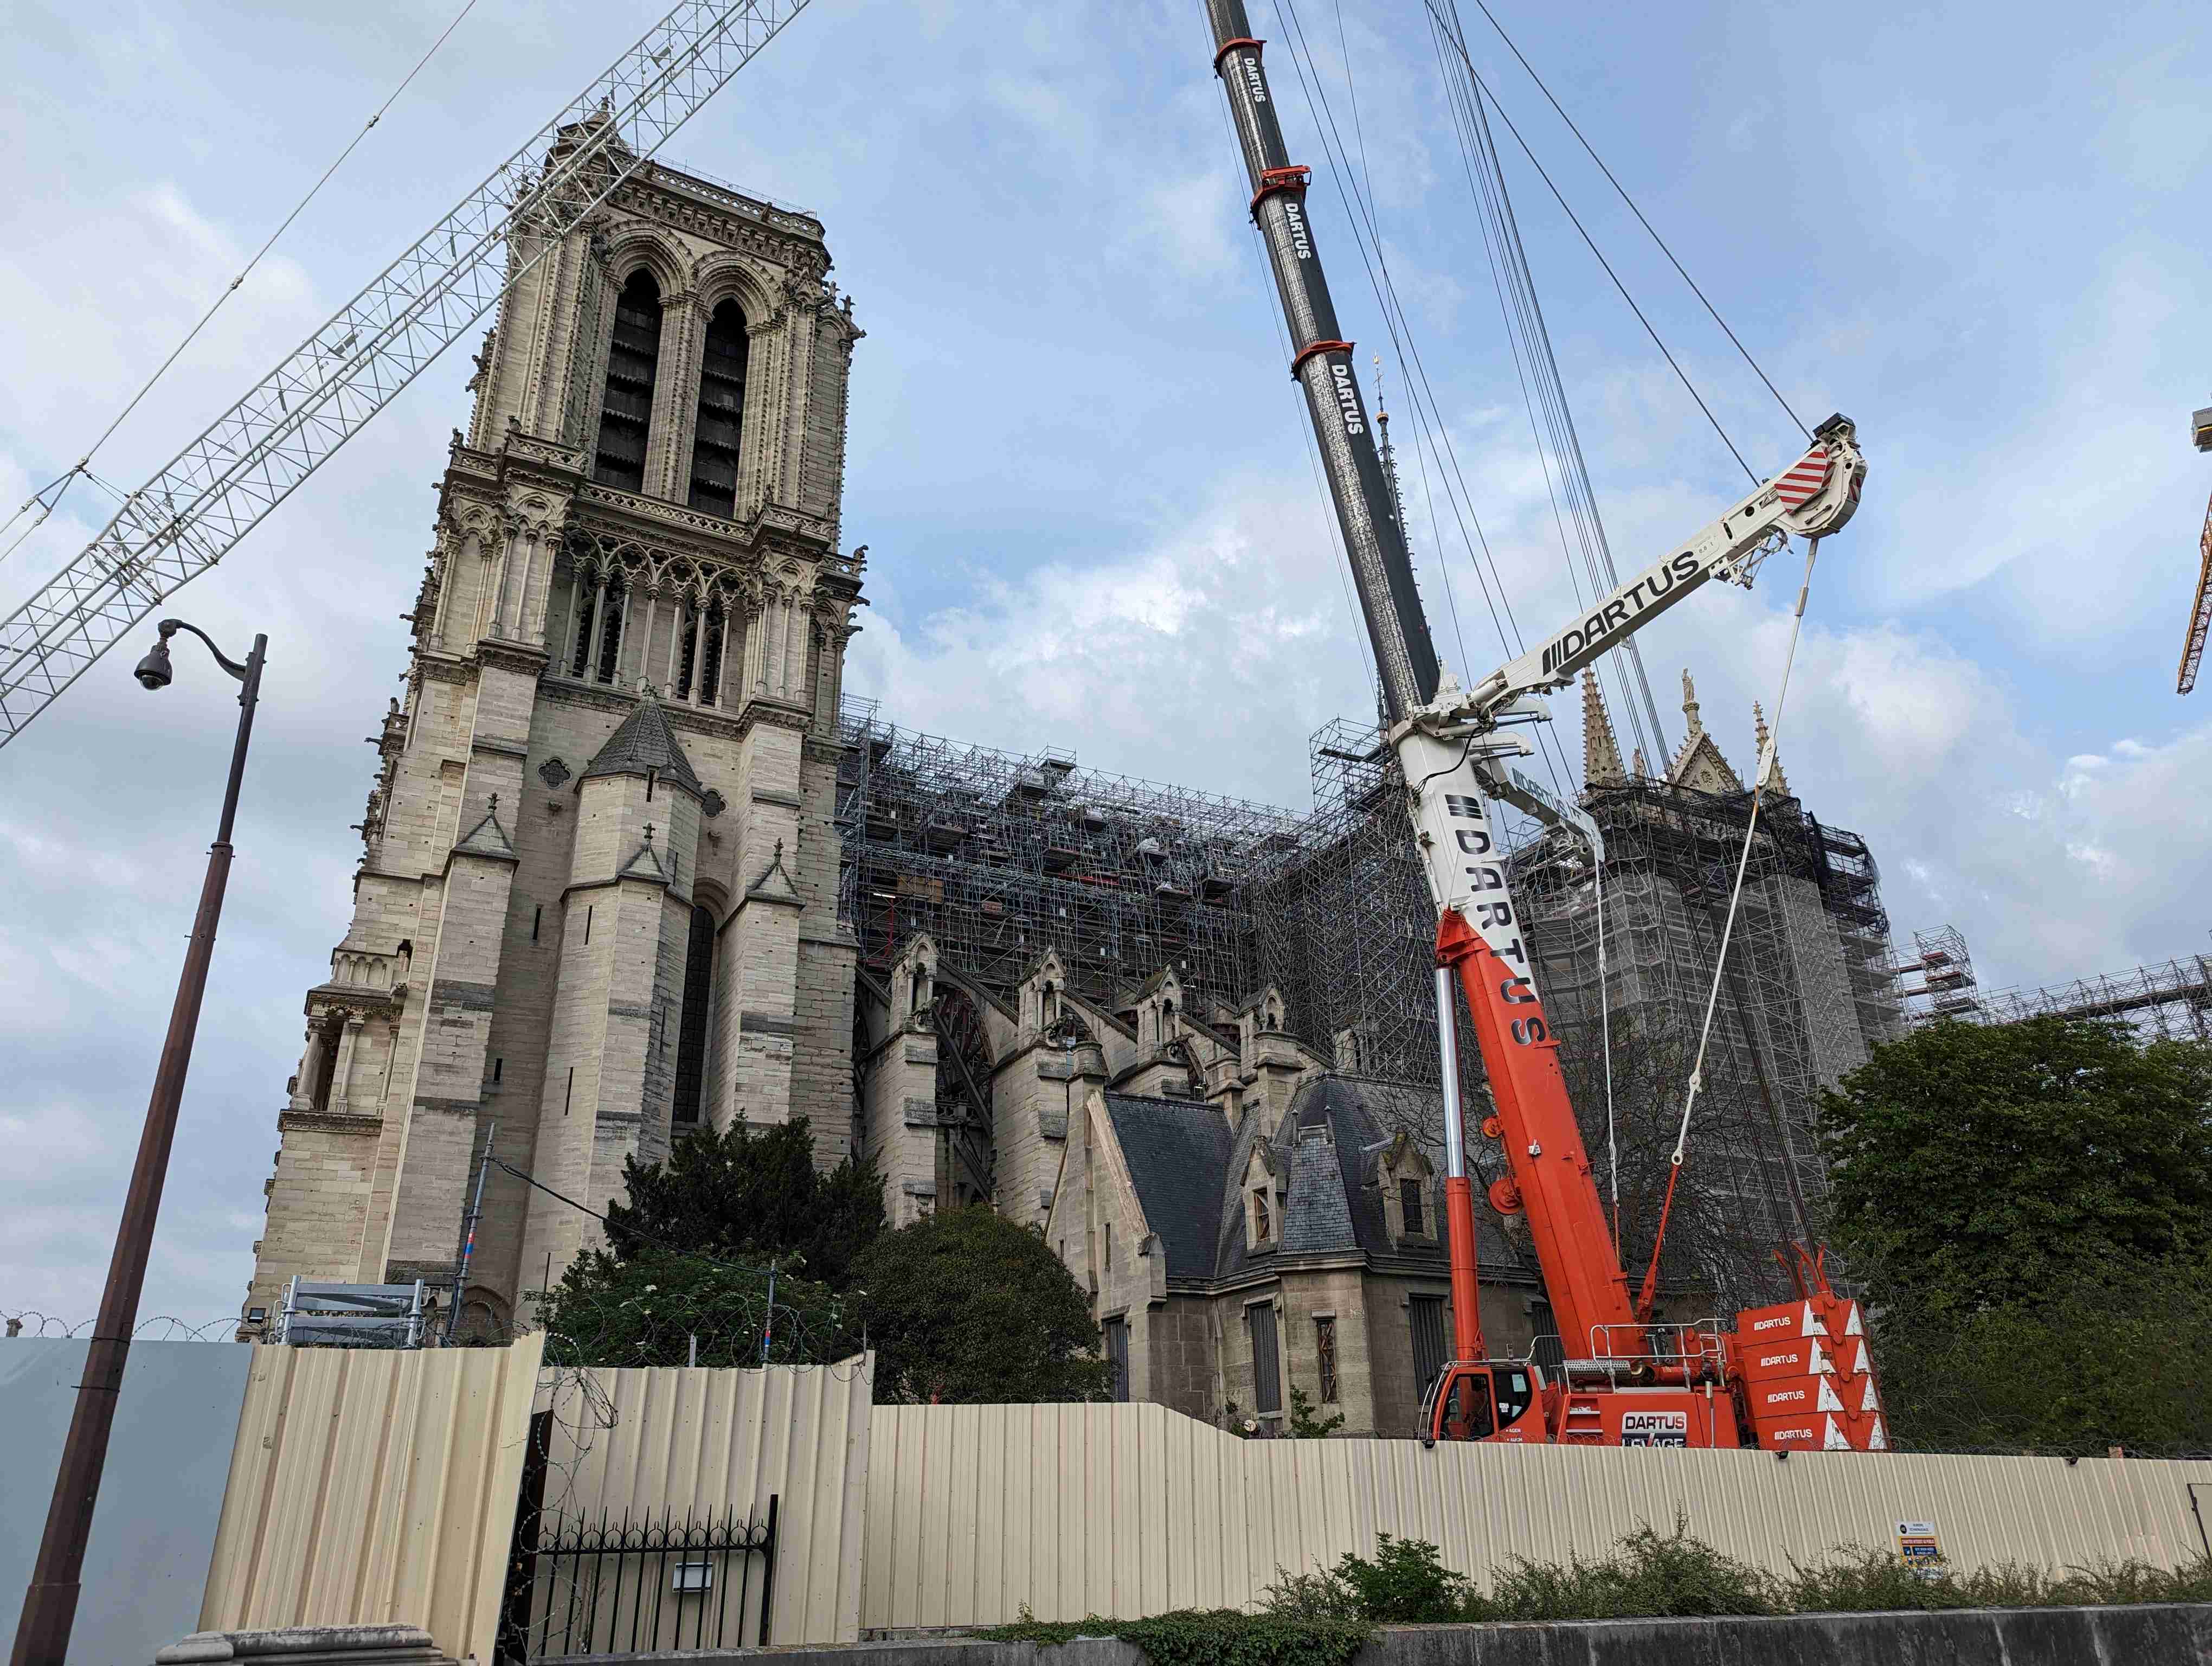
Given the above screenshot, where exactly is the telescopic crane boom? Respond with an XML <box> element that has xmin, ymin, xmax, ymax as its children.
<box><xmin>1201</xmin><ymin>2</ymin><xmax>1882</xmax><ymax>1451</ymax></box>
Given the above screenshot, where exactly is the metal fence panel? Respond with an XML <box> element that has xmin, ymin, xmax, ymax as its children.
<box><xmin>197</xmin><ymin>1332</ymin><xmax>542</xmax><ymax>1662</ymax></box>
<box><xmin>860</xmin><ymin>1402</ymin><xmax>2212</xmax><ymax>1630</ymax></box>
<box><xmin>532</xmin><ymin>1355</ymin><xmax>872</xmax><ymax>1646</ymax></box>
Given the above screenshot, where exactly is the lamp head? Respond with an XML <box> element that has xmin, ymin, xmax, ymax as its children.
<box><xmin>133</xmin><ymin>638</ymin><xmax>173</xmax><ymax>691</ymax></box>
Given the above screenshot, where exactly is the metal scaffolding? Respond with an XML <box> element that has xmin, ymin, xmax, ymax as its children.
<box><xmin>1238</xmin><ymin>721</ymin><xmax>1902</xmax><ymax>1304</ymax></box>
<box><xmin>1898</xmin><ymin>924</ymin><xmax>2212</xmax><ymax>1041</ymax></box>
<box><xmin>834</xmin><ymin>700</ymin><xmax>1902</xmax><ymax>1304</ymax></box>
<box><xmin>834</xmin><ymin>700</ymin><xmax>1301</xmax><ymax>1011</ymax></box>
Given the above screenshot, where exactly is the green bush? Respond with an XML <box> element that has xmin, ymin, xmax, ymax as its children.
<box><xmin>1488</xmin><ymin>1516</ymin><xmax>1775</xmax><ymax>1620</ymax></box>
<box><xmin>981</xmin><ymin>1608</ymin><xmax>1370</xmax><ymax>1666</ymax></box>
<box><xmin>1329</xmin><ymin>1535</ymin><xmax>1475</xmax><ymax>1623</ymax></box>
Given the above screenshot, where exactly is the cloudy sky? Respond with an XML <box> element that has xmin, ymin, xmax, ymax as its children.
<box><xmin>4</xmin><ymin>0</ymin><xmax>2209</xmax><ymax>1324</ymax></box>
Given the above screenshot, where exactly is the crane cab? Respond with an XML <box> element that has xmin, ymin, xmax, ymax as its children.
<box><xmin>1422</xmin><ymin>1360</ymin><xmax>1546</xmax><ymax>1445</ymax></box>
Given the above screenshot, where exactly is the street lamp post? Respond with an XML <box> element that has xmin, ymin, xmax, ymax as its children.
<box><xmin>11</xmin><ymin>620</ymin><xmax>267</xmax><ymax>1666</ymax></box>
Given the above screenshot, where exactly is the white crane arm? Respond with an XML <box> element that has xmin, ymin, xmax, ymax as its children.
<box><xmin>0</xmin><ymin>0</ymin><xmax>814</xmax><ymax>751</ymax></box>
<box><xmin>1467</xmin><ymin>414</ymin><xmax>1865</xmax><ymax>720</ymax></box>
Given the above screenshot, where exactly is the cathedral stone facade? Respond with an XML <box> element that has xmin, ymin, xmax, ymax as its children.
<box><xmin>244</xmin><ymin>149</ymin><xmax>865</xmax><ymax>1336</ymax></box>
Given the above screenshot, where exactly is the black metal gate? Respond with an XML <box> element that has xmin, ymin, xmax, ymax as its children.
<box><xmin>498</xmin><ymin>1412</ymin><xmax>780</xmax><ymax>1662</ymax></box>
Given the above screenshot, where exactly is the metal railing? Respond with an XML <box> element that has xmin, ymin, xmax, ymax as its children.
<box><xmin>506</xmin><ymin>1496</ymin><xmax>778</xmax><ymax>1660</ymax></box>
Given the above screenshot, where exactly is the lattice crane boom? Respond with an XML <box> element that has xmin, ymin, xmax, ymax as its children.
<box><xmin>0</xmin><ymin>0</ymin><xmax>814</xmax><ymax>750</ymax></box>
<box><xmin>2180</xmin><ymin>486</ymin><xmax>2212</xmax><ymax>696</ymax></box>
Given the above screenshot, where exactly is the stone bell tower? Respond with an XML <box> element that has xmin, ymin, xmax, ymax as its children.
<box><xmin>242</xmin><ymin>137</ymin><xmax>866</xmax><ymax>1336</ymax></box>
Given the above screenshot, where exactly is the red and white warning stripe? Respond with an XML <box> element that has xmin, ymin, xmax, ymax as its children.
<box><xmin>1772</xmin><ymin>446</ymin><xmax>1829</xmax><ymax>510</ymax></box>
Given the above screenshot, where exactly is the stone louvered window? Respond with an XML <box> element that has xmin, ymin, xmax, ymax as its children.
<box><xmin>593</xmin><ymin>271</ymin><xmax>664</xmax><ymax>492</ymax></box>
<box><xmin>688</xmin><ymin>299</ymin><xmax>748</xmax><ymax>516</ymax></box>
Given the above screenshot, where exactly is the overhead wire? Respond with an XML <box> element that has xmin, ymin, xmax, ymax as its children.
<box><xmin>1424</xmin><ymin>6</ymin><xmax>1756</xmax><ymax>485</ymax></box>
<box><xmin>0</xmin><ymin>0</ymin><xmax>484</xmax><ymax>568</ymax></box>
<box><xmin>1426</xmin><ymin>7</ymin><xmax>1666</xmax><ymax>768</ymax></box>
<box><xmin>1459</xmin><ymin>0</ymin><xmax>1810</xmax><ymax>441</ymax></box>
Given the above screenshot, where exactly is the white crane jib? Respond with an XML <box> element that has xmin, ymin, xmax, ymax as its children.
<box><xmin>1391</xmin><ymin>415</ymin><xmax>1867</xmax><ymax>986</ymax></box>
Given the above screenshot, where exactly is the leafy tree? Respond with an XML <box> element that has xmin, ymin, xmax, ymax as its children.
<box><xmin>854</xmin><ymin>1206</ymin><xmax>1112</xmax><ymax>1402</ymax></box>
<box><xmin>535</xmin><ymin>1248</ymin><xmax>863</xmax><ymax>1368</ymax></box>
<box><xmin>1870</xmin><ymin>1248</ymin><xmax>2212</xmax><ymax>1455</ymax></box>
<box><xmin>1287</xmin><ymin>1387</ymin><xmax>1346</xmax><ymax>1439</ymax></box>
<box><xmin>602</xmin><ymin>1116</ymin><xmax>885</xmax><ymax>1288</ymax></box>
<box><xmin>1818</xmin><ymin>1017</ymin><xmax>2212</xmax><ymax>1311</ymax></box>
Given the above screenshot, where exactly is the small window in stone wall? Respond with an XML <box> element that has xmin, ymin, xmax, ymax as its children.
<box><xmin>1103</xmin><ymin>1316</ymin><xmax>1129</xmax><ymax>1403</ymax></box>
<box><xmin>1400</xmin><ymin>1178</ymin><xmax>1425</xmax><ymax>1236</ymax></box>
<box><xmin>1315</xmin><ymin>1316</ymin><xmax>1339</xmax><ymax>1403</ymax></box>
<box><xmin>1250</xmin><ymin>1188</ymin><xmax>1272</xmax><ymax>1245</ymax></box>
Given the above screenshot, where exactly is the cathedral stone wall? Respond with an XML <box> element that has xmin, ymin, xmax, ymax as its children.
<box><xmin>240</xmin><ymin>156</ymin><xmax>865</xmax><ymax>1336</ymax></box>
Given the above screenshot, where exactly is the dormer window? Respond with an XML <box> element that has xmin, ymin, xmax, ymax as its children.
<box><xmin>1400</xmin><ymin>1178</ymin><xmax>1425</xmax><ymax>1236</ymax></box>
<box><xmin>1250</xmin><ymin>1187</ymin><xmax>1272</xmax><ymax>1245</ymax></box>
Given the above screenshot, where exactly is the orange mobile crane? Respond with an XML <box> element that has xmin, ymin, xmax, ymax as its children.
<box><xmin>1201</xmin><ymin>0</ymin><xmax>1885</xmax><ymax>1453</ymax></box>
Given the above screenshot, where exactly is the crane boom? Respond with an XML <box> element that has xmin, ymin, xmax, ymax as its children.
<box><xmin>1202</xmin><ymin>1</ymin><xmax>1439</xmax><ymax>725</ymax></box>
<box><xmin>0</xmin><ymin>0</ymin><xmax>814</xmax><ymax>751</ymax></box>
<box><xmin>2178</xmin><ymin>485</ymin><xmax>2212</xmax><ymax>695</ymax></box>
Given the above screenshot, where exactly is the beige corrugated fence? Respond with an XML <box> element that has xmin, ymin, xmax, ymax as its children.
<box><xmin>863</xmin><ymin>1402</ymin><xmax>2212</xmax><ymax>1630</ymax></box>
<box><xmin>539</xmin><ymin>1355</ymin><xmax>874</xmax><ymax>1646</ymax></box>
<box><xmin>198</xmin><ymin>1331</ymin><xmax>542</xmax><ymax>1663</ymax></box>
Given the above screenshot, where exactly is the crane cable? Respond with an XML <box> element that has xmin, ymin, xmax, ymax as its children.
<box><xmin>1424</xmin><ymin>7</ymin><xmax>1755</xmax><ymax>486</ymax></box>
<box><xmin>0</xmin><ymin>0</ymin><xmax>483</xmax><ymax>569</ymax></box>
<box><xmin>1635</xmin><ymin>534</ymin><xmax>1822</xmax><ymax>1319</ymax></box>
<box><xmin>1454</xmin><ymin>0</ymin><xmax>1811</xmax><ymax>443</ymax></box>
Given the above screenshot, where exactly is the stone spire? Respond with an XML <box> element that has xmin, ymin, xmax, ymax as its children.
<box><xmin>1680</xmin><ymin>668</ymin><xmax>1704</xmax><ymax>737</ymax></box>
<box><xmin>1631</xmin><ymin>746</ymin><xmax>1650</xmax><ymax>779</ymax></box>
<box><xmin>1752</xmin><ymin>700</ymin><xmax>1793</xmax><ymax>798</ymax></box>
<box><xmin>1581</xmin><ymin>670</ymin><xmax>1625</xmax><ymax>789</ymax></box>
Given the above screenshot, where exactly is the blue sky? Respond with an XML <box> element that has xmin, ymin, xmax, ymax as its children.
<box><xmin>3</xmin><ymin>0</ymin><xmax>2209</xmax><ymax>1323</ymax></box>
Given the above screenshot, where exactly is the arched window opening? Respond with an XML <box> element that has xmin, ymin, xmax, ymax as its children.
<box><xmin>1041</xmin><ymin>981</ymin><xmax>1059</xmax><ymax>1025</ymax></box>
<box><xmin>673</xmin><ymin>605</ymin><xmax>724</xmax><ymax>707</ymax></box>
<box><xmin>588</xmin><ymin>576</ymin><xmax>627</xmax><ymax>684</ymax></box>
<box><xmin>672</xmin><ymin>903</ymin><xmax>715</xmax><ymax>1125</ymax></box>
<box><xmin>689</xmin><ymin>299</ymin><xmax>748</xmax><ymax>516</ymax></box>
<box><xmin>594</xmin><ymin>271</ymin><xmax>664</xmax><ymax>492</ymax></box>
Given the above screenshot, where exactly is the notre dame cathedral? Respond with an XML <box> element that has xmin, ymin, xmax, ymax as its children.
<box><xmin>247</xmin><ymin>143</ymin><xmax>1895</xmax><ymax>1440</ymax></box>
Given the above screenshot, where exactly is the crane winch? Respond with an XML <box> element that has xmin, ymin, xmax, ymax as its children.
<box><xmin>1203</xmin><ymin>0</ymin><xmax>1883</xmax><ymax>1451</ymax></box>
<box><xmin>0</xmin><ymin>0</ymin><xmax>814</xmax><ymax>751</ymax></box>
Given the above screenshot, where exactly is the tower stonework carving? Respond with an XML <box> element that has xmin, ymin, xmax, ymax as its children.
<box><xmin>245</xmin><ymin>149</ymin><xmax>865</xmax><ymax>1336</ymax></box>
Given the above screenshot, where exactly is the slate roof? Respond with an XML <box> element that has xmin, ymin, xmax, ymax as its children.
<box><xmin>1102</xmin><ymin>1093</ymin><xmax>1233</xmax><ymax>1281</ymax></box>
<box><xmin>580</xmin><ymin>695</ymin><xmax>705</xmax><ymax>798</ymax></box>
<box><xmin>1105</xmin><ymin>1073</ymin><xmax>1532</xmax><ymax>1290</ymax></box>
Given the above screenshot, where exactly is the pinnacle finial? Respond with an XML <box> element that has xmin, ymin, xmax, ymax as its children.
<box><xmin>1581</xmin><ymin>671</ymin><xmax>1625</xmax><ymax>790</ymax></box>
<box><xmin>1632</xmin><ymin>746</ymin><xmax>1650</xmax><ymax>779</ymax></box>
<box><xmin>644</xmin><ymin>822</ymin><xmax>655</xmax><ymax>843</ymax></box>
<box><xmin>488</xmin><ymin>792</ymin><xmax>499</xmax><ymax>815</ymax></box>
<box><xmin>1680</xmin><ymin>668</ymin><xmax>1703</xmax><ymax>735</ymax></box>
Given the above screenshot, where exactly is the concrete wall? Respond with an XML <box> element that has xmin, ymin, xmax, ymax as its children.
<box><xmin>0</xmin><ymin>1339</ymin><xmax>253</xmax><ymax>1666</ymax></box>
<box><xmin>860</xmin><ymin>1401</ymin><xmax>2212</xmax><ymax>1632</ymax></box>
<box><xmin>550</xmin><ymin>1607</ymin><xmax>2212</xmax><ymax>1665</ymax></box>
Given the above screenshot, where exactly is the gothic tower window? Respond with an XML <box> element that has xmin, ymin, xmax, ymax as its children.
<box><xmin>570</xmin><ymin>572</ymin><xmax>628</xmax><ymax>684</ymax></box>
<box><xmin>593</xmin><ymin>271</ymin><xmax>664</xmax><ymax>492</ymax></box>
<box><xmin>674</xmin><ymin>599</ymin><xmax>727</xmax><ymax>706</ymax></box>
<box><xmin>672</xmin><ymin>903</ymin><xmax>716</xmax><ymax>1125</ymax></box>
<box><xmin>688</xmin><ymin>299</ymin><xmax>748</xmax><ymax>516</ymax></box>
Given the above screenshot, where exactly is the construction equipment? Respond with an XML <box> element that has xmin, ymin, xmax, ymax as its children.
<box><xmin>0</xmin><ymin>0</ymin><xmax>814</xmax><ymax>751</ymax></box>
<box><xmin>2181</xmin><ymin>407</ymin><xmax>2212</xmax><ymax>695</ymax></box>
<box><xmin>1202</xmin><ymin>0</ymin><xmax>1883</xmax><ymax>1451</ymax></box>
